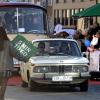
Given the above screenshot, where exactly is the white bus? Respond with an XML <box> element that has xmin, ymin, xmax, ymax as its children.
<box><xmin>0</xmin><ymin>2</ymin><xmax>49</xmax><ymax>74</ymax></box>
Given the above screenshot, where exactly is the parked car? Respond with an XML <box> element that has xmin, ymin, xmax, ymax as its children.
<box><xmin>20</xmin><ymin>38</ymin><xmax>90</xmax><ymax>92</ymax></box>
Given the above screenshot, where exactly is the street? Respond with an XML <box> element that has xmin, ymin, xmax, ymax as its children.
<box><xmin>5</xmin><ymin>79</ymin><xmax>100</xmax><ymax>100</ymax></box>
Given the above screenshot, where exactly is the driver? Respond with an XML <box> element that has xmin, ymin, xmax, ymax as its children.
<box><xmin>37</xmin><ymin>42</ymin><xmax>46</xmax><ymax>56</ymax></box>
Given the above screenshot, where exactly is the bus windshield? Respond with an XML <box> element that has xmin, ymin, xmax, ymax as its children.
<box><xmin>0</xmin><ymin>7</ymin><xmax>47</xmax><ymax>34</ymax></box>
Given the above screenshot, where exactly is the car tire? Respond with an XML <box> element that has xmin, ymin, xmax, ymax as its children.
<box><xmin>28</xmin><ymin>79</ymin><xmax>38</xmax><ymax>91</ymax></box>
<box><xmin>21</xmin><ymin>80</ymin><xmax>28</xmax><ymax>88</ymax></box>
<box><xmin>80</xmin><ymin>80</ymin><xmax>88</xmax><ymax>92</ymax></box>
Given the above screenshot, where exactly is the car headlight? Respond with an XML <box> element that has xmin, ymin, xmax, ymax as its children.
<box><xmin>33</xmin><ymin>66</ymin><xmax>49</xmax><ymax>73</ymax></box>
<box><xmin>73</xmin><ymin>66</ymin><xmax>88</xmax><ymax>72</ymax></box>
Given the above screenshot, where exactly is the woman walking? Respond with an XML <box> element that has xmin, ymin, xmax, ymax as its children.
<box><xmin>0</xmin><ymin>26</ymin><xmax>27</xmax><ymax>100</ymax></box>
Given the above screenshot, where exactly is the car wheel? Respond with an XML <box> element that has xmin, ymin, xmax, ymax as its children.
<box><xmin>21</xmin><ymin>80</ymin><xmax>28</xmax><ymax>88</ymax></box>
<box><xmin>28</xmin><ymin>79</ymin><xmax>38</xmax><ymax>91</ymax></box>
<box><xmin>80</xmin><ymin>80</ymin><xmax>88</xmax><ymax>92</ymax></box>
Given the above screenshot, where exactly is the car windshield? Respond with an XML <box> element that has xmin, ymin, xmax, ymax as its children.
<box><xmin>33</xmin><ymin>40</ymin><xmax>81</xmax><ymax>57</ymax></box>
<box><xmin>0</xmin><ymin>7</ymin><xmax>47</xmax><ymax>34</ymax></box>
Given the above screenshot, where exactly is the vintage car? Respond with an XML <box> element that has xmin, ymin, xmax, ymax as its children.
<box><xmin>20</xmin><ymin>38</ymin><xmax>90</xmax><ymax>92</ymax></box>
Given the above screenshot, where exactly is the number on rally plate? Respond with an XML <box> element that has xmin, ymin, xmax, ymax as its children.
<box><xmin>52</xmin><ymin>76</ymin><xmax>72</xmax><ymax>82</ymax></box>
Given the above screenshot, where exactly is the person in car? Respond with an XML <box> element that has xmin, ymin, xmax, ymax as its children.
<box><xmin>37</xmin><ymin>42</ymin><xmax>47</xmax><ymax>56</ymax></box>
<box><xmin>59</xmin><ymin>42</ymin><xmax>71</xmax><ymax>55</ymax></box>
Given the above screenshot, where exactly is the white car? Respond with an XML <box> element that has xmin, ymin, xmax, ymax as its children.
<box><xmin>20</xmin><ymin>38</ymin><xmax>90</xmax><ymax>91</ymax></box>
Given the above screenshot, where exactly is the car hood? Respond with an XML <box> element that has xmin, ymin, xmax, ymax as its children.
<box><xmin>30</xmin><ymin>56</ymin><xmax>89</xmax><ymax>64</ymax></box>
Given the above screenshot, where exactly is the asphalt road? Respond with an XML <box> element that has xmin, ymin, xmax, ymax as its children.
<box><xmin>5</xmin><ymin>83</ymin><xmax>100</xmax><ymax>100</ymax></box>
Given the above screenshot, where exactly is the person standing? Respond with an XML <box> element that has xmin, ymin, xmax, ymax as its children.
<box><xmin>0</xmin><ymin>26</ymin><xmax>27</xmax><ymax>100</ymax></box>
<box><xmin>54</xmin><ymin>22</ymin><xmax>63</xmax><ymax>34</ymax></box>
<box><xmin>87</xmin><ymin>31</ymin><xmax>100</xmax><ymax>72</ymax></box>
<box><xmin>87</xmin><ymin>22</ymin><xmax>100</xmax><ymax>42</ymax></box>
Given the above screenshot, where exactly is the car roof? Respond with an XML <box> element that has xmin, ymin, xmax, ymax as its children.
<box><xmin>0</xmin><ymin>2</ymin><xmax>46</xmax><ymax>12</ymax></box>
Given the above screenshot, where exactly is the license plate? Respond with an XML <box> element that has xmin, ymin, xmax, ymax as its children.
<box><xmin>52</xmin><ymin>76</ymin><xmax>72</xmax><ymax>82</ymax></box>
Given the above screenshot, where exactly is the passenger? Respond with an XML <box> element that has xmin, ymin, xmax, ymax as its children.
<box><xmin>60</xmin><ymin>42</ymin><xmax>70</xmax><ymax>54</ymax></box>
<box><xmin>49</xmin><ymin>47</ymin><xmax>56</xmax><ymax>55</ymax></box>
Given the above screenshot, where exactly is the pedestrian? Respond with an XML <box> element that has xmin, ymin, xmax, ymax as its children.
<box><xmin>0</xmin><ymin>26</ymin><xmax>27</xmax><ymax>100</ymax></box>
<box><xmin>54</xmin><ymin>22</ymin><xmax>63</xmax><ymax>34</ymax></box>
<box><xmin>88</xmin><ymin>31</ymin><xmax>100</xmax><ymax>72</ymax></box>
<box><xmin>87</xmin><ymin>31</ymin><xmax>100</xmax><ymax>52</ymax></box>
<box><xmin>87</xmin><ymin>22</ymin><xmax>100</xmax><ymax>41</ymax></box>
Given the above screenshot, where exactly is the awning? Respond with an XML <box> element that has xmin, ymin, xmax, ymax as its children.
<box><xmin>73</xmin><ymin>3</ymin><xmax>100</xmax><ymax>17</ymax></box>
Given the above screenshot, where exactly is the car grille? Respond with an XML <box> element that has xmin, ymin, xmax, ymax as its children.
<box><xmin>34</xmin><ymin>65</ymin><xmax>88</xmax><ymax>73</ymax></box>
<box><xmin>48</xmin><ymin>65</ymin><xmax>72</xmax><ymax>73</ymax></box>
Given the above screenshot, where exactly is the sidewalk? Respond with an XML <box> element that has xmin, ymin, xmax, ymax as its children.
<box><xmin>7</xmin><ymin>75</ymin><xmax>22</xmax><ymax>86</ymax></box>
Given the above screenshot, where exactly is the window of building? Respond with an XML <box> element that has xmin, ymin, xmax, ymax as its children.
<box><xmin>65</xmin><ymin>18</ymin><xmax>68</xmax><ymax>25</ymax></box>
<box><xmin>48</xmin><ymin>0</ymin><xmax>53</xmax><ymax>5</ymax></box>
<box><xmin>70</xmin><ymin>17</ymin><xmax>73</xmax><ymax>25</ymax></box>
<box><xmin>56</xmin><ymin>0</ymin><xmax>59</xmax><ymax>3</ymax></box>
<box><xmin>73</xmin><ymin>17</ymin><xmax>78</xmax><ymax>26</ymax></box>
<box><xmin>22</xmin><ymin>0</ymin><xmax>26</xmax><ymax>2</ymax></box>
<box><xmin>57</xmin><ymin>17</ymin><xmax>60</xmax><ymax>23</ymax></box>
<box><xmin>72</xmin><ymin>0</ymin><xmax>75</xmax><ymax>2</ymax></box>
<box><xmin>54</xmin><ymin>18</ymin><xmax>57</xmax><ymax>26</ymax></box>
<box><xmin>27</xmin><ymin>0</ymin><xmax>31</xmax><ymax>2</ymax></box>
<box><xmin>80</xmin><ymin>0</ymin><xmax>84</xmax><ymax>2</ymax></box>
<box><xmin>65</xmin><ymin>10</ymin><xmax>68</xmax><ymax>25</ymax></box>
<box><xmin>79</xmin><ymin>8</ymin><xmax>84</xmax><ymax>12</ymax></box>
<box><xmin>62</xmin><ymin>10</ymin><xmax>64</xmax><ymax>25</ymax></box>
<box><xmin>64</xmin><ymin>0</ymin><xmax>67</xmax><ymax>3</ymax></box>
<box><xmin>84</xmin><ymin>17</ymin><xmax>89</xmax><ymax>28</ymax></box>
<box><xmin>90</xmin><ymin>17</ymin><xmax>93</xmax><ymax>25</ymax></box>
<box><xmin>57</xmin><ymin>10</ymin><xmax>59</xmax><ymax>17</ymax></box>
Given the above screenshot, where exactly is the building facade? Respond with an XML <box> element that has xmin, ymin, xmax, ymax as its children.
<box><xmin>0</xmin><ymin>0</ymin><xmax>100</xmax><ymax>30</ymax></box>
<box><xmin>52</xmin><ymin>0</ymin><xmax>100</xmax><ymax>29</ymax></box>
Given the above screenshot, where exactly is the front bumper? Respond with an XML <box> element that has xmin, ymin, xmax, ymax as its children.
<box><xmin>30</xmin><ymin>72</ymin><xmax>90</xmax><ymax>85</ymax></box>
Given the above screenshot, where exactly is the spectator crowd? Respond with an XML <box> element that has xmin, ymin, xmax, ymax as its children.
<box><xmin>53</xmin><ymin>22</ymin><xmax>100</xmax><ymax>72</ymax></box>
<box><xmin>54</xmin><ymin>22</ymin><xmax>100</xmax><ymax>53</ymax></box>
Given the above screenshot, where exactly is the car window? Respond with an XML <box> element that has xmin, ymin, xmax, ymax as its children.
<box><xmin>33</xmin><ymin>40</ymin><xmax>81</xmax><ymax>56</ymax></box>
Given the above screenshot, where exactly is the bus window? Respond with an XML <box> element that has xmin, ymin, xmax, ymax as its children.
<box><xmin>0</xmin><ymin>2</ymin><xmax>48</xmax><ymax>40</ymax></box>
<box><xmin>0</xmin><ymin>2</ymin><xmax>49</xmax><ymax>74</ymax></box>
<box><xmin>2</xmin><ymin>7</ymin><xmax>46</xmax><ymax>34</ymax></box>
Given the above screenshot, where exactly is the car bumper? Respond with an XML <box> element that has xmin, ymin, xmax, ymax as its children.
<box><xmin>30</xmin><ymin>72</ymin><xmax>90</xmax><ymax>85</ymax></box>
